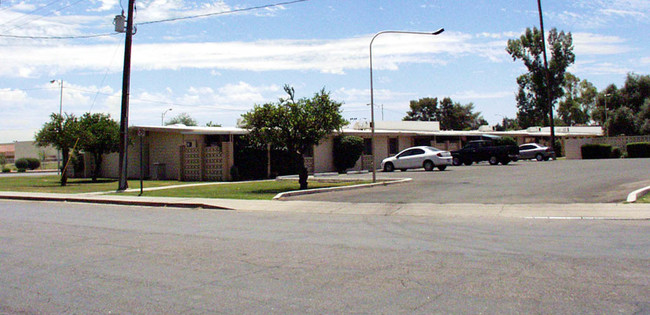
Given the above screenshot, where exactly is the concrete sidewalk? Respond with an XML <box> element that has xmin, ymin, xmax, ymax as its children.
<box><xmin>0</xmin><ymin>191</ymin><xmax>648</xmax><ymax>220</ymax></box>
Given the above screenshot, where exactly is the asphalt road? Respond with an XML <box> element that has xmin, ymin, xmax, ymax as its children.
<box><xmin>1</xmin><ymin>201</ymin><xmax>648</xmax><ymax>314</ymax></box>
<box><xmin>294</xmin><ymin>158</ymin><xmax>650</xmax><ymax>204</ymax></box>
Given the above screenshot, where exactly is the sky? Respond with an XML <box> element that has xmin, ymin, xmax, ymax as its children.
<box><xmin>0</xmin><ymin>0</ymin><xmax>649</xmax><ymax>143</ymax></box>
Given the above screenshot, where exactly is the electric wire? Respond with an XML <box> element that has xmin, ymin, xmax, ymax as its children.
<box><xmin>2</xmin><ymin>0</ymin><xmax>84</xmax><ymax>33</ymax></box>
<box><xmin>0</xmin><ymin>32</ymin><xmax>119</xmax><ymax>39</ymax></box>
<box><xmin>0</xmin><ymin>0</ymin><xmax>62</xmax><ymax>28</ymax></box>
<box><xmin>137</xmin><ymin>0</ymin><xmax>309</xmax><ymax>25</ymax></box>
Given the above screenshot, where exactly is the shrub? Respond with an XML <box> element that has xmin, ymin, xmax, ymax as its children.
<box><xmin>611</xmin><ymin>147</ymin><xmax>622</xmax><ymax>159</ymax></box>
<box><xmin>581</xmin><ymin>144</ymin><xmax>613</xmax><ymax>159</ymax></box>
<box><xmin>26</xmin><ymin>157</ymin><xmax>41</xmax><ymax>170</ymax></box>
<box><xmin>493</xmin><ymin>136</ymin><xmax>517</xmax><ymax>146</ymax></box>
<box><xmin>17</xmin><ymin>168</ymin><xmax>26</xmax><ymax>173</ymax></box>
<box><xmin>333</xmin><ymin>135</ymin><xmax>364</xmax><ymax>174</ymax></box>
<box><xmin>14</xmin><ymin>158</ymin><xmax>29</xmax><ymax>170</ymax></box>
<box><xmin>627</xmin><ymin>142</ymin><xmax>650</xmax><ymax>158</ymax></box>
<box><xmin>2</xmin><ymin>168</ymin><xmax>10</xmax><ymax>173</ymax></box>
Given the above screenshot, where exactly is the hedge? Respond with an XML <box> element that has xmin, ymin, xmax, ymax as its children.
<box><xmin>626</xmin><ymin>142</ymin><xmax>650</xmax><ymax>158</ymax></box>
<box><xmin>333</xmin><ymin>135</ymin><xmax>364</xmax><ymax>174</ymax></box>
<box><xmin>15</xmin><ymin>157</ymin><xmax>41</xmax><ymax>170</ymax></box>
<box><xmin>581</xmin><ymin>144</ymin><xmax>613</xmax><ymax>159</ymax></box>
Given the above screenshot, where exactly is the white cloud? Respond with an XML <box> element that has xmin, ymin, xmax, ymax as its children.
<box><xmin>0</xmin><ymin>30</ymin><xmax>515</xmax><ymax>77</ymax></box>
<box><xmin>572</xmin><ymin>33</ymin><xmax>631</xmax><ymax>55</ymax></box>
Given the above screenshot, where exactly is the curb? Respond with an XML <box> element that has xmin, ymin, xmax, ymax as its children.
<box><xmin>272</xmin><ymin>178</ymin><xmax>412</xmax><ymax>200</ymax></box>
<box><xmin>627</xmin><ymin>186</ymin><xmax>650</xmax><ymax>203</ymax></box>
<box><xmin>0</xmin><ymin>194</ymin><xmax>233</xmax><ymax>210</ymax></box>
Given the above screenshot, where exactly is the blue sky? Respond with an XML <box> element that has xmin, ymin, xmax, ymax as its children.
<box><xmin>1</xmin><ymin>0</ymin><xmax>649</xmax><ymax>142</ymax></box>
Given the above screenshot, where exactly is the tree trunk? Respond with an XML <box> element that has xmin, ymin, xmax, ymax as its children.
<box><xmin>297</xmin><ymin>153</ymin><xmax>308</xmax><ymax>190</ymax></box>
<box><xmin>60</xmin><ymin>150</ymin><xmax>69</xmax><ymax>186</ymax></box>
<box><xmin>93</xmin><ymin>154</ymin><xmax>102</xmax><ymax>182</ymax></box>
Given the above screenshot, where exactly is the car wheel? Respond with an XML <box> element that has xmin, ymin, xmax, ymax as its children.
<box><xmin>423</xmin><ymin>160</ymin><xmax>434</xmax><ymax>171</ymax></box>
<box><xmin>400</xmin><ymin>169</ymin><xmax>407</xmax><ymax>172</ymax></box>
<box><xmin>535</xmin><ymin>154</ymin><xmax>544</xmax><ymax>161</ymax></box>
<box><xmin>463</xmin><ymin>160</ymin><xmax>473</xmax><ymax>166</ymax></box>
<box><xmin>437</xmin><ymin>165</ymin><xmax>447</xmax><ymax>171</ymax></box>
<box><xmin>383</xmin><ymin>162</ymin><xmax>394</xmax><ymax>172</ymax></box>
<box><xmin>452</xmin><ymin>157</ymin><xmax>461</xmax><ymax>166</ymax></box>
<box><xmin>489</xmin><ymin>156</ymin><xmax>498</xmax><ymax>165</ymax></box>
<box><xmin>544</xmin><ymin>156</ymin><xmax>550</xmax><ymax>161</ymax></box>
<box><xmin>501</xmin><ymin>158</ymin><xmax>510</xmax><ymax>165</ymax></box>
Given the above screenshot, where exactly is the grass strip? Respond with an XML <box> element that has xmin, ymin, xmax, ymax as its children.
<box><xmin>121</xmin><ymin>180</ymin><xmax>368</xmax><ymax>200</ymax></box>
<box><xmin>0</xmin><ymin>175</ymin><xmax>193</xmax><ymax>194</ymax></box>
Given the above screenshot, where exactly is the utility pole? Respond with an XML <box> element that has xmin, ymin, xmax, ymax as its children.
<box><xmin>537</xmin><ymin>0</ymin><xmax>555</xmax><ymax>148</ymax></box>
<box><xmin>117</xmin><ymin>0</ymin><xmax>135</xmax><ymax>191</ymax></box>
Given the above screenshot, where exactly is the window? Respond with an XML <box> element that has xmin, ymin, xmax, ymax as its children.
<box><xmin>389</xmin><ymin>138</ymin><xmax>398</xmax><ymax>155</ymax></box>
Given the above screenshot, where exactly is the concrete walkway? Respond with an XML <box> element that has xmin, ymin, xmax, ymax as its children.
<box><xmin>0</xmin><ymin>191</ymin><xmax>648</xmax><ymax>220</ymax></box>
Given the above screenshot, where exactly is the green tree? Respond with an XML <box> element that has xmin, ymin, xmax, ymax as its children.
<box><xmin>494</xmin><ymin>117</ymin><xmax>519</xmax><ymax>131</ymax></box>
<box><xmin>605</xmin><ymin>106</ymin><xmax>637</xmax><ymax>136</ymax></box>
<box><xmin>403</xmin><ymin>97</ymin><xmax>440</xmax><ymax>121</ymax></box>
<box><xmin>558</xmin><ymin>73</ymin><xmax>596</xmax><ymax>125</ymax></box>
<box><xmin>242</xmin><ymin>85</ymin><xmax>347</xmax><ymax>189</ymax></box>
<box><xmin>165</xmin><ymin>112</ymin><xmax>198</xmax><ymax>126</ymax></box>
<box><xmin>35</xmin><ymin>113</ymin><xmax>80</xmax><ymax>186</ymax></box>
<box><xmin>506</xmin><ymin>27</ymin><xmax>575</xmax><ymax>128</ymax></box>
<box><xmin>79</xmin><ymin>113</ymin><xmax>120</xmax><ymax>182</ymax></box>
<box><xmin>438</xmin><ymin>97</ymin><xmax>487</xmax><ymax>130</ymax></box>
<box><xmin>403</xmin><ymin>97</ymin><xmax>486</xmax><ymax>130</ymax></box>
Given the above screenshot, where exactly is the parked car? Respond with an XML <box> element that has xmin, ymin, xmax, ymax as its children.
<box><xmin>381</xmin><ymin>146</ymin><xmax>452</xmax><ymax>172</ymax></box>
<box><xmin>518</xmin><ymin>143</ymin><xmax>555</xmax><ymax>161</ymax></box>
<box><xmin>452</xmin><ymin>139</ymin><xmax>519</xmax><ymax>166</ymax></box>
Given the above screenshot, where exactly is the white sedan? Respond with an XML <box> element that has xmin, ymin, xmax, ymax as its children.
<box><xmin>381</xmin><ymin>146</ymin><xmax>453</xmax><ymax>172</ymax></box>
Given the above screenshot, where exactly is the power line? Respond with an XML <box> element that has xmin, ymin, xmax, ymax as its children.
<box><xmin>137</xmin><ymin>0</ymin><xmax>309</xmax><ymax>25</ymax></box>
<box><xmin>0</xmin><ymin>32</ymin><xmax>119</xmax><ymax>39</ymax></box>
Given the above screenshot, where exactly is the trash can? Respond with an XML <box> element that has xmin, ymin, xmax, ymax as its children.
<box><xmin>152</xmin><ymin>163</ymin><xmax>166</xmax><ymax>180</ymax></box>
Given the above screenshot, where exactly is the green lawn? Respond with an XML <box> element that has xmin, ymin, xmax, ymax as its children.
<box><xmin>0</xmin><ymin>174</ymin><xmax>368</xmax><ymax>199</ymax></box>
<box><xmin>121</xmin><ymin>180</ymin><xmax>368</xmax><ymax>200</ymax></box>
<box><xmin>0</xmin><ymin>175</ymin><xmax>191</xmax><ymax>194</ymax></box>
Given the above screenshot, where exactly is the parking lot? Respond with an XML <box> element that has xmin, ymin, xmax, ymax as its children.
<box><xmin>292</xmin><ymin>159</ymin><xmax>650</xmax><ymax>204</ymax></box>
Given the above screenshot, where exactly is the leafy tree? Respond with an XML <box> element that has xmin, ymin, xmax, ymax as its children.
<box><xmin>35</xmin><ymin>113</ymin><xmax>80</xmax><ymax>186</ymax></box>
<box><xmin>242</xmin><ymin>85</ymin><xmax>347</xmax><ymax>189</ymax></box>
<box><xmin>79</xmin><ymin>113</ymin><xmax>120</xmax><ymax>182</ymax></box>
<box><xmin>439</xmin><ymin>97</ymin><xmax>487</xmax><ymax>130</ymax></box>
<box><xmin>0</xmin><ymin>153</ymin><xmax>6</xmax><ymax>169</ymax></box>
<box><xmin>605</xmin><ymin>106</ymin><xmax>637</xmax><ymax>136</ymax></box>
<box><xmin>403</xmin><ymin>97</ymin><xmax>486</xmax><ymax>130</ymax></box>
<box><xmin>595</xmin><ymin>74</ymin><xmax>650</xmax><ymax>135</ymax></box>
<box><xmin>494</xmin><ymin>117</ymin><xmax>519</xmax><ymax>131</ymax></box>
<box><xmin>506</xmin><ymin>27</ymin><xmax>575</xmax><ymax>128</ymax></box>
<box><xmin>558</xmin><ymin>73</ymin><xmax>596</xmax><ymax>125</ymax></box>
<box><xmin>403</xmin><ymin>97</ymin><xmax>440</xmax><ymax>121</ymax></box>
<box><xmin>165</xmin><ymin>112</ymin><xmax>198</xmax><ymax>126</ymax></box>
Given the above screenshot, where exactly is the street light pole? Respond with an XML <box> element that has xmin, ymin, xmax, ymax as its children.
<box><xmin>369</xmin><ymin>29</ymin><xmax>444</xmax><ymax>183</ymax></box>
<box><xmin>50</xmin><ymin>79</ymin><xmax>63</xmax><ymax>175</ymax></box>
<box><xmin>161</xmin><ymin>108</ymin><xmax>172</xmax><ymax>126</ymax></box>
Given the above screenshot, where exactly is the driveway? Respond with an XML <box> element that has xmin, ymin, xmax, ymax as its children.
<box><xmin>293</xmin><ymin>159</ymin><xmax>650</xmax><ymax>204</ymax></box>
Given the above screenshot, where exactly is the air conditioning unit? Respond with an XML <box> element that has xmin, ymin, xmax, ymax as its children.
<box><xmin>185</xmin><ymin>141</ymin><xmax>197</xmax><ymax>148</ymax></box>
